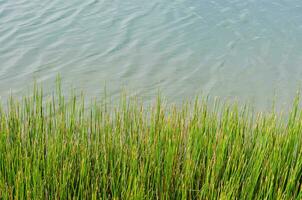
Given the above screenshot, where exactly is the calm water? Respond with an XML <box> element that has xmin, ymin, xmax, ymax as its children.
<box><xmin>0</xmin><ymin>0</ymin><xmax>302</xmax><ymax>109</ymax></box>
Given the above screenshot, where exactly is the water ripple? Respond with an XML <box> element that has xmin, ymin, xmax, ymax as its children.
<box><xmin>0</xmin><ymin>0</ymin><xmax>302</xmax><ymax>109</ymax></box>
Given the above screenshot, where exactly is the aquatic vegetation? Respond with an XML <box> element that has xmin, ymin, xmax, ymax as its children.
<box><xmin>0</xmin><ymin>80</ymin><xmax>302</xmax><ymax>199</ymax></box>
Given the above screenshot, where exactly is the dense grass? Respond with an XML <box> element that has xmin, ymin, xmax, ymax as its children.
<box><xmin>0</xmin><ymin>81</ymin><xmax>302</xmax><ymax>199</ymax></box>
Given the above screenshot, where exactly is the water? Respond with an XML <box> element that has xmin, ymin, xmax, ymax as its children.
<box><xmin>0</xmin><ymin>0</ymin><xmax>302</xmax><ymax>109</ymax></box>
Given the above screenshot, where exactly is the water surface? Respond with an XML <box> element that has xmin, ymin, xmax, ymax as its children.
<box><xmin>1</xmin><ymin>0</ymin><xmax>302</xmax><ymax>109</ymax></box>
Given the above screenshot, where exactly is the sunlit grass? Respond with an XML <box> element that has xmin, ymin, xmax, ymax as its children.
<box><xmin>0</xmin><ymin>79</ymin><xmax>302</xmax><ymax>199</ymax></box>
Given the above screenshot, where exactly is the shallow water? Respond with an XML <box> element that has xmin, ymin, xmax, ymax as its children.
<box><xmin>0</xmin><ymin>0</ymin><xmax>302</xmax><ymax>109</ymax></box>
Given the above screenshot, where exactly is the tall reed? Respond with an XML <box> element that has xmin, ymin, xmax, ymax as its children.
<box><xmin>0</xmin><ymin>80</ymin><xmax>301</xmax><ymax>199</ymax></box>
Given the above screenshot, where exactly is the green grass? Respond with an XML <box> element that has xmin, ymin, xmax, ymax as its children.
<box><xmin>0</xmin><ymin>80</ymin><xmax>302</xmax><ymax>199</ymax></box>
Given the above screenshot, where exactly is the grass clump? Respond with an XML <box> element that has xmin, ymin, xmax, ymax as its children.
<box><xmin>0</xmin><ymin>81</ymin><xmax>302</xmax><ymax>199</ymax></box>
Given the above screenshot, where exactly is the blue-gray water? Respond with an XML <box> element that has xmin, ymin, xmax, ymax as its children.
<box><xmin>0</xmin><ymin>0</ymin><xmax>302</xmax><ymax>109</ymax></box>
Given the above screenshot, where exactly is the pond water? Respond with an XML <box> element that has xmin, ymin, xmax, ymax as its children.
<box><xmin>0</xmin><ymin>0</ymin><xmax>302</xmax><ymax>109</ymax></box>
